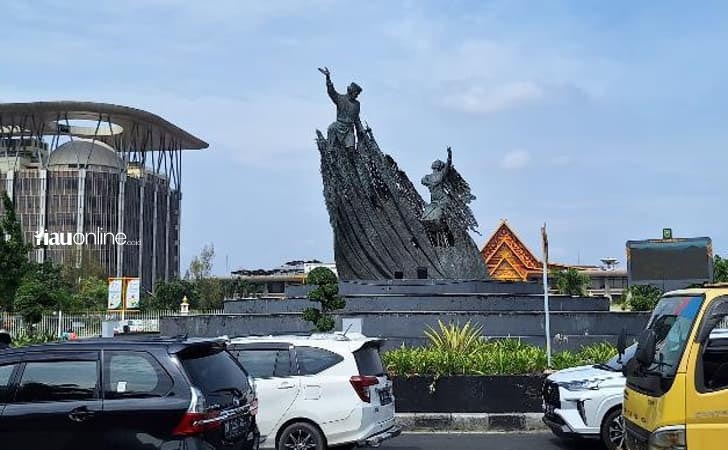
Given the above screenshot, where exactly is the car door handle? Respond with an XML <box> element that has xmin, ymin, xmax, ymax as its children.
<box><xmin>277</xmin><ymin>382</ymin><xmax>295</xmax><ymax>390</ymax></box>
<box><xmin>68</xmin><ymin>406</ymin><xmax>97</xmax><ymax>423</ymax></box>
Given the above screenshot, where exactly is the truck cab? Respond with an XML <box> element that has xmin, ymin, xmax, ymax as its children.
<box><xmin>623</xmin><ymin>285</ymin><xmax>728</xmax><ymax>450</ymax></box>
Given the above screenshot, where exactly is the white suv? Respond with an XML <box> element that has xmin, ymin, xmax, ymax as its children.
<box><xmin>227</xmin><ymin>333</ymin><xmax>400</xmax><ymax>450</ymax></box>
<box><xmin>542</xmin><ymin>345</ymin><xmax>636</xmax><ymax>450</ymax></box>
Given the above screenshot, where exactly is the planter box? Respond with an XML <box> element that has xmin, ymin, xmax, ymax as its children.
<box><xmin>392</xmin><ymin>375</ymin><xmax>546</xmax><ymax>413</ymax></box>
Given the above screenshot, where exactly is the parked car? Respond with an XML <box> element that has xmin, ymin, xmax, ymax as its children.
<box><xmin>0</xmin><ymin>336</ymin><xmax>260</xmax><ymax>450</ymax></box>
<box><xmin>542</xmin><ymin>344</ymin><xmax>637</xmax><ymax>450</ymax></box>
<box><xmin>114</xmin><ymin>319</ymin><xmax>146</xmax><ymax>334</ymax></box>
<box><xmin>228</xmin><ymin>332</ymin><xmax>401</xmax><ymax>450</ymax></box>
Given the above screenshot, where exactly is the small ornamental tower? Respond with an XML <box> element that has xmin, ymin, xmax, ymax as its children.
<box><xmin>180</xmin><ymin>295</ymin><xmax>190</xmax><ymax>316</ymax></box>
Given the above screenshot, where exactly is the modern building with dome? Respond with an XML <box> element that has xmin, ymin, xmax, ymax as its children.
<box><xmin>0</xmin><ymin>102</ymin><xmax>208</xmax><ymax>292</ymax></box>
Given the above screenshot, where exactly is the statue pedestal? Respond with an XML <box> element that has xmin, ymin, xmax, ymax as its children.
<box><xmin>339</xmin><ymin>279</ymin><xmax>541</xmax><ymax>296</ymax></box>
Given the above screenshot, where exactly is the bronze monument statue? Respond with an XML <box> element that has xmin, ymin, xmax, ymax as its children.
<box><xmin>315</xmin><ymin>68</ymin><xmax>489</xmax><ymax>281</ymax></box>
<box><xmin>421</xmin><ymin>147</ymin><xmax>479</xmax><ymax>247</ymax></box>
<box><xmin>319</xmin><ymin>66</ymin><xmax>364</xmax><ymax>149</ymax></box>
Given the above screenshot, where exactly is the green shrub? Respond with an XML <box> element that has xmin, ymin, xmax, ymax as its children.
<box><xmin>550</xmin><ymin>350</ymin><xmax>582</xmax><ymax>370</ymax></box>
<box><xmin>627</xmin><ymin>285</ymin><xmax>663</xmax><ymax>311</ymax></box>
<box><xmin>381</xmin><ymin>345</ymin><xmax>417</xmax><ymax>376</ymax></box>
<box><xmin>382</xmin><ymin>340</ymin><xmax>619</xmax><ymax>376</ymax></box>
<box><xmin>10</xmin><ymin>332</ymin><xmax>57</xmax><ymax>348</ymax></box>
<box><xmin>424</xmin><ymin>320</ymin><xmax>483</xmax><ymax>354</ymax></box>
<box><xmin>577</xmin><ymin>342</ymin><xmax>617</xmax><ymax>365</ymax></box>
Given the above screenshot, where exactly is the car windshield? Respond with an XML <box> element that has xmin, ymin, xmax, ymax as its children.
<box><xmin>646</xmin><ymin>295</ymin><xmax>704</xmax><ymax>378</ymax></box>
<box><xmin>599</xmin><ymin>344</ymin><xmax>637</xmax><ymax>371</ymax></box>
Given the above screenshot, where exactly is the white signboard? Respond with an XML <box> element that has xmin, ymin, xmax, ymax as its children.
<box><xmin>125</xmin><ymin>278</ymin><xmax>141</xmax><ymax>309</ymax></box>
<box><xmin>108</xmin><ymin>278</ymin><xmax>123</xmax><ymax>310</ymax></box>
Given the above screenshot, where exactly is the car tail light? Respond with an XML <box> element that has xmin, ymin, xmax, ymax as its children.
<box><xmin>350</xmin><ymin>376</ymin><xmax>379</xmax><ymax>403</ymax></box>
<box><xmin>173</xmin><ymin>387</ymin><xmax>222</xmax><ymax>436</ymax></box>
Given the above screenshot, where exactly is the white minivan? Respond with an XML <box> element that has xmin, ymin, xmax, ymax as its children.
<box><xmin>228</xmin><ymin>333</ymin><xmax>400</xmax><ymax>450</ymax></box>
<box><xmin>542</xmin><ymin>345</ymin><xmax>636</xmax><ymax>450</ymax></box>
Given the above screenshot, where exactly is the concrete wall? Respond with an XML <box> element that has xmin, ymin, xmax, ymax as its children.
<box><xmin>160</xmin><ymin>310</ymin><xmax>649</xmax><ymax>352</ymax></box>
<box><xmin>339</xmin><ymin>279</ymin><xmax>543</xmax><ymax>295</ymax></box>
<box><xmin>223</xmin><ymin>295</ymin><xmax>610</xmax><ymax>314</ymax></box>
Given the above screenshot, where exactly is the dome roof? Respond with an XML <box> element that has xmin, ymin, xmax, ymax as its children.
<box><xmin>48</xmin><ymin>139</ymin><xmax>124</xmax><ymax>171</ymax></box>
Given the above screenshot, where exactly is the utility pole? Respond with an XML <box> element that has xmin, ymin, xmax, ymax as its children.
<box><xmin>542</xmin><ymin>223</ymin><xmax>552</xmax><ymax>368</ymax></box>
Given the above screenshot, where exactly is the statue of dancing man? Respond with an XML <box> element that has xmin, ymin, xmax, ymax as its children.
<box><xmin>421</xmin><ymin>147</ymin><xmax>479</xmax><ymax>246</ymax></box>
<box><xmin>318</xmin><ymin>66</ymin><xmax>364</xmax><ymax>149</ymax></box>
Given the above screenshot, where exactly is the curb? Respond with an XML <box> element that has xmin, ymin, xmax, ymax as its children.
<box><xmin>396</xmin><ymin>413</ymin><xmax>546</xmax><ymax>432</ymax></box>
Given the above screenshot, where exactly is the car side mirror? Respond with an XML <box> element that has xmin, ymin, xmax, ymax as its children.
<box><xmin>617</xmin><ymin>328</ymin><xmax>627</xmax><ymax>362</ymax></box>
<box><xmin>635</xmin><ymin>330</ymin><xmax>656</xmax><ymax>367</ymax></box>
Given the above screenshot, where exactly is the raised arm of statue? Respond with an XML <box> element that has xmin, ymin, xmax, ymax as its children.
<box><xmin>444</xmin><ymin>147</ymin><xmax>453</xmax><ymax>176</ymax></box>
<box><xmin>318</xmin><ymin>66</ymin><xmax>338</xmax><ymax>104</ymax></box>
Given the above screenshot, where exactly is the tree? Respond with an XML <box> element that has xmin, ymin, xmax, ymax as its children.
<box><xmin>184</xmin><ymin>244</ymin><xmax>224</xmax><ymax>310</ymax></box>
<box><xmin>222</xmin><ymin>278</ymin><xmax>262</xmax><ymax>299</ymax></box>
<box><xmin>146</xmin><ymin>279</ymin><xmax>198</xmax><ymax>311</ymax></box>
<box><xmin>196</xmin><ymin>278</ymin><xmax>225</xmax><ymax>310</ymax></box>
<box><xmin>0</xmin><ymin>192</ymin><xmax>32</xmax><ymax>311</ymax></box>
<box><xmin>626</xmin><ymin>285</ymin><xmax>663</xmax><ymax>312</ymax></box>
<box><xmin>715</xmin><ymin>255</ymin><xmax>728</xmax><ymax>283</ymax></box>
<box><xmin>70</xmin><ymin>277</ymin><xmax>108</xmax><ymax>311</ymax></box>
<box><xmin>186</xmin><ymin>244</ymin><xmax>215</xmax><ymax>280</ymax></box>
<box><xmin>552</xmin><ymin>268</ymin><xmax>590</xmax><ymax>296</ymax></box>
<box><xmin>14</xmin><ymin>262</ymin><xmax>73</xmax><ymax>324</ymax></box>
<box><xmin>303</xmin><ymin>267</ymin><xmax>345</xmax><ymax>332</ymax></box>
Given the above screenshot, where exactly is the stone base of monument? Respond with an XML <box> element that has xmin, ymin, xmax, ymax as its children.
<box><xmin>284</xmin><ymin>279</ymin><xmax>542</xmax><ymax>299</ymax></box>
<box><xmin>338</xmin><ymin>279</ymin><xmax>542</xmax><ymax>296</ymax></box>
<box><xmin>224</xmin><ymin>294</ymin><xmax>609</xmax><ymax>314</ymax></box>
<box><xmin>160</xmin><ymin>310</ymin><xmax>650</xmax><ymax>352</ymax></box>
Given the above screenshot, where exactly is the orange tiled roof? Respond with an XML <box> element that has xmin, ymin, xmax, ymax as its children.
<box><xmin>481</xmin><ymin>220</ymin><xmax>566</xmax><ymax>281</ymax></box>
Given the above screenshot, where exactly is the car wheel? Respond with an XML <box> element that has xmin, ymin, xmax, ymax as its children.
<box><xmin>277</xmin><ymin>422</ymin><xmax>325</xmax><ymax>450</ymax></box>
<box><xmin>600</xmin><ymin>408</ymin><xmax>625</xmax><ymax>450</ymax></box>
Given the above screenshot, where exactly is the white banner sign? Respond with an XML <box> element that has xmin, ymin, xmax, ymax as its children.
<box><xmin>125</xmin><ymin>278</ymin><xmax>141</xmax><ymax>309</ymax></box>
<box><xmin>108</xmin><ymin>278</ymin><xmax>123</xmax><ymax>310</ymax></box>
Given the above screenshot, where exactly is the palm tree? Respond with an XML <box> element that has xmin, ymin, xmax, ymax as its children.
<box><xmin>552</xmin><ymin>268</ymin><xmax>590</xmax><ymax>296</ymax></box>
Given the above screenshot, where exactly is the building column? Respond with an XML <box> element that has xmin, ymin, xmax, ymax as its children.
<box><xmin>116</xmin><ymin>173</ymin><xmax>126</xmax><ymax>277</ymax></box>
<box><xmin>151</xmin><ymin>182</ymin><xmax>159</xmax><ymax>289</ymax></box>
<box><xmin>138</xmin><ymin>181</ymin><xmax>145</xmax><ymax>280</ymax></box>
<box><xmin>176</xmin><ymin>191</ymin><xmax>182</xmax><ymax>278</ymax></box>
<box><xmin>37</xmin><ymin>169</ymin><xmax>47</xmax><ymax>263</ymax></box>
<box><xmin>5</xmin><ymin>170</ymin><xmax>14</xmax><ymax>199</ymax></box>
<box><xmin>3</xmin><ymin>171</ymin><xmax>14</xmax><ymax>242</ymax></box>
<box><xmin>75</xmin><ymin>169</ymin><xmax>86</xmax><ymax>268</ymax></box>
<box><xmin>165</xmin><ymin>188</ymin><xmax>170</xmax><ymax>281</ymax></box>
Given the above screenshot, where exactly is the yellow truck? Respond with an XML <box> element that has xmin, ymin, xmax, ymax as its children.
<box><xmin>623</xmin><ymin>285</ymin><xmax>728</xmax><ymax>450</ymax></box>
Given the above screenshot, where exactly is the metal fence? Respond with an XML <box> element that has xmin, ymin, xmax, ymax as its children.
<box><xmin>0</xmin><ymin>309</ymin><xmax>224</xmax><ymax>338</ymax></box>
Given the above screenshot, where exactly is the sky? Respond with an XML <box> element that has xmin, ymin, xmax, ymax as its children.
<box><xmin>2</xmin><ymin>0</ymin><xmax>727</xmax><ymax>274</ymax></box>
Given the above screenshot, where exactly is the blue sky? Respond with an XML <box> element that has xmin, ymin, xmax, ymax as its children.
<box><xmin>2</xmin><ymin>0</ymin><xmax>727</xmax><ymax>274</ymax></box>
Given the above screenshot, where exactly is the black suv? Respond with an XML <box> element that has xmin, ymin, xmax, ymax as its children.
<box><xmin>0</xmin><ymin>337</ymin><xmax>260</xmax><ymax>450</ymax></box>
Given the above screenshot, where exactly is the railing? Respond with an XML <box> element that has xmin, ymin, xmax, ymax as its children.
<box><xmin>0</xmin><ymin>309</ymin><xmax>225</xmax><ymax>338</ymax></box>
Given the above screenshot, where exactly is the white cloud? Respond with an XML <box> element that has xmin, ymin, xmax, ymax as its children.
<box><xmin>441</xmin><ymin>81</ymin><xmax>545</xmax><ymax>114</ymax></box>
<box><xmin>501</xmin><ymin>150</ymin><xmax>531</xmax><ymax>169</ymax></box>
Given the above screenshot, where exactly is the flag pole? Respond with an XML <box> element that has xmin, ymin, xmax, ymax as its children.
<box><xmin>542</xmin><ymin>223</ymin><xmax>552</xmax><ymax>368</ymax></box>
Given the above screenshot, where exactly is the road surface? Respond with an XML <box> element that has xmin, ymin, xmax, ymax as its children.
<box><xmin>378</xmin><ymin>432</ymin><xmax>597</xmax><ymax>450</ymax></box>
